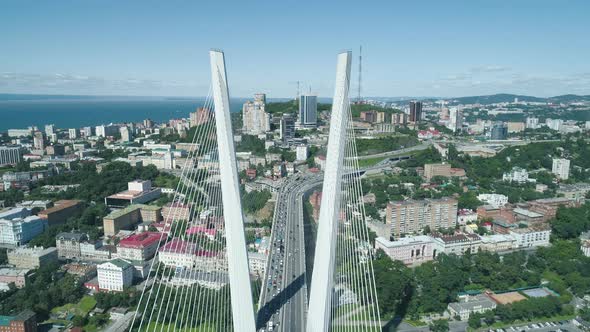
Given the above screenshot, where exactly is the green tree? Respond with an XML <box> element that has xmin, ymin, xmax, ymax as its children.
<box><xmin>457</xmin><ymin>192</ymin><xmax>482</xmax><ymax>210</ymax></box>
<box><xmin>429</xmin><ymin>319</ymin><xmax>449</xmax><ymax>332</ymax></box>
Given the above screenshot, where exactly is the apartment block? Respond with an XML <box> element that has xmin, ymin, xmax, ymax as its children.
<box><xmin>386</xmin><ymin>198</ymin><xmax>458</xmax><ymax>236</ymax></box>
<box><xmin>7</xmin><ymin>247</ymin><xmax>58</xmax><ymax>269</ymax></box>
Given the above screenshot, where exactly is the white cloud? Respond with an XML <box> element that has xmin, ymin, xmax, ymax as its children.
<box><xmin>0</xmin><ymin>72</ymin><xmax>207</xmax><ymax>96</ymax></box>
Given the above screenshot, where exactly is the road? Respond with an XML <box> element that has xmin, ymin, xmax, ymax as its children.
<box><xmin>257</xmin><ymin>173</ymin><xmax>322</xmax><ymax>331</ymax></box>
<box><xmin>354</xmin><ymin>142</ymin><xmax>430</xmax><ymax>160</ymax></box>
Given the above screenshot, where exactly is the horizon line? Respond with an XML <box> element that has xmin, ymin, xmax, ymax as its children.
<box><xmin>1</xmin><ymin>92</ymin><xmax>589</xmax><ymax>101</ymax></box>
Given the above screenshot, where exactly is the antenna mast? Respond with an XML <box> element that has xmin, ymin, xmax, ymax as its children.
<box><xmin>357</xmin><ymin>45</ymin><xmax>362</xmax><ymax>103</ymax></box>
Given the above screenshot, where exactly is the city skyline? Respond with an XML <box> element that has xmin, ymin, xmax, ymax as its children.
<box><xmin>2</xmin><ymin>0</ymin><xmax>590</xmax><ymax>98</ymax></box>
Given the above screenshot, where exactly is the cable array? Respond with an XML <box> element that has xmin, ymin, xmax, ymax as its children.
<box><xmin>330</xmin><ymin>99</ymin><xmax>381</xmax><ymax>331</ymax></box>
<box><xmin>131</xmin><ymin>86</ymin><xmax>240</xmax><ymax>331</ymax></box>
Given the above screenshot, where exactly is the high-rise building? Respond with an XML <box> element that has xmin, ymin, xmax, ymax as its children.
<box><xmin>143</xmin><ymin>119</ymin><xmax>155</xmax><ymax>129</ymax></box>
<box><xmin>189</xmin><ymin>107</ymin><xmax>211</xmax><ymax>127</ymax></box>
<box><xmin>391</xmin><ymin>113</ymin><xmax>407</xmax><ymax>126</ymax></box>
<box><xmin>296</xmin><ymin>145</ymin><xmax>308</xmax><ymax>161</ymax></box>
<box><xmin>552</xmin><ymin>158</ymin><xmax>570</xmax><ymax>180</ymax></box>
<box><xmin>448</xmin><ymin>107</ymin><xmax>463</xmax><ymax>132</ymax></box>
<box><xmin>32</xmin><ymin>131</ymin><xmax>45</xmax><ymax>150</ymax></box>
<box><xmin>95</xmin><ymin>125</ymin><xmax>118</xmax><ymax>138</ymax></box>
<box><xmin>254</xmin><ymin>93</ymin><xmax>266</xmax><ymax>104</ymax></box>
<box><xmin>68</xmin><ymin>128</ymin><xmax>78</xmax><ymax>139</ymax></box>
<box><xmin>0</xmin><ymin>146</ymin><xmax>23</xmax><ymax>166</ymax></box>
<box><xmin>360</xmin><ymin>110</ymin><xmax>377</xmax><ymax>123</ymax></box>
<box><xmin>386</xmin><ymin>198</ymin><xmax>458</xmax><ymax>236</ymax></box>
<box><xmin>298</xmin><ymin>95</ymin><xmax>318</xmax><ymax>127</ymax></box>
<box><xmin>44</xmin><ymin>124</ymin><xmax>55</xmax><ymax>136</ymax></box>
<box><xmin>490</xmin><ymin>122</ymin><xmax>508</xmax><ymax>140</ymax></box>
<box><xmin>242</xmin><ymin>94</ymin><xmax>270</xmax><ymax>135</ymax></box>
<box><xmin>409</xmin><ymin>101</ymin><xmax>423</xmax><ymax>122</ymax></box>
<box><xmin>280</xmin><ymin>114</ymin><xmax>295</xmax><ymax>143</ymax></box>
<box><xmin>81</xmin><ymin>126</ymin><xmax>93</xmax><ymax>137</ymax></box>
<box><xmin>49</xmin><ymin>133</ymin><xmax>58</xmax><ymax>143</ymax></box>
<box><xmin>546</xmin><ymin>118</ymin><xmax>563</xmax><ymax>131</ymax></box>
<box><xmin>120</xmin><ymin>126</ymin><xmax>132</xmax><ymax>142</ymax></box>
<box><xmin>526</xmin><ymin>117</ymin><xmax>539</xmax><ymax>129</ymax></box>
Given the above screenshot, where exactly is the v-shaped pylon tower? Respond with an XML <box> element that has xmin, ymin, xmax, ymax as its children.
<box><xmin>307</xmin><ymin>51</ymin><xmax>381</xmax><ymax>332</ymax></box>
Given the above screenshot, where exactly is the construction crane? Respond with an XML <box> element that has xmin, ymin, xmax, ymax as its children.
<box><xmin>288</xmin><ymin>81</ymin><xmax>301</xmax><ymax>101</ymax></box>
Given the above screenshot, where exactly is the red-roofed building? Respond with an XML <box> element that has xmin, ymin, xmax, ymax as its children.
<box><xmin>186</xmin><ymin>226</ymin><xmax>217</xmax><ymax>240</ymax></box>
<box><xmin>245</xmin><ymin>168</ymin><xmax>257</xmax><ymax>179</ymax></box>
<box><xmin>417</xmin><ymin>129</ymin><xmax>441</xmax><ymax>140</ymax></box>
<box><xmin>158</xmin><ymin>238</ymin><xmax>225</xmax><ymax>271</ymax></box>
<box><xmin>162</xmin><ymin>202</ymin><xmax>192</xmax><ymax>222</ymax></box>
<box><xmin>117</xmin><ymin>232</ymin><xmax>164</xmax><ymax>262</ymax></box>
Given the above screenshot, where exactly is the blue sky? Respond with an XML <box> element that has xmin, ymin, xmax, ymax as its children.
<box><xmin>1</xmin><ymin>0</ymin><xmax>589</xmax><ymax>98</ymax></box>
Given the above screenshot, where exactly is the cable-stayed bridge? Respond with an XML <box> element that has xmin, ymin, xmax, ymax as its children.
<box><xmin>130</xmin><ymin>50</ymin><xmax>380</xmax><ymax>332</ymax></box>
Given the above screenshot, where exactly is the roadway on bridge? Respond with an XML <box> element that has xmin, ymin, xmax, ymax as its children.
<box><xmin>257</xmin><ymin>173</ymin><xmax>322</xmax><ymax>331</ymax></box>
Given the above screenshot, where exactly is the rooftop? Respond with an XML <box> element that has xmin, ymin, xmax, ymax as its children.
<box><xmin>0</xmin><ymin>268</ymin><xmax>30</xmax><ymax>277</ymax></box>
<box><xmin>8</xmin><ymin>246</ymin><xmax>57</xmax><ymax>256</ymax></box>
<box><xmin>56</xmin><ymin>232</ymin><xmax>87</xmax><ymax>242</ymax></box>
<box><xmin>513</xmin><ymin>208</ymin><xmax>544</xmax><ymax>218</ymax></box>
<box><xmin>105</xmin><ymin>204</ymin><xmax>159</xmax><ymax>220</ymax></box>
<box><xmin>448</xmin><ymin>293</ymin><xmax>496</xmax><ymax>312</ymax></box>
<box><xmin>101</xmin><ymin>258</ymin><xmax>133</xmax><ymax>270</ymax></box>
<box><xmin>532</xmin><ymin>197</ymin><xmax>573</xmax><ymax>204</ymax></box>
<box><xmin>38</xmin><ymin>200</ymin><xmax>81</xmax><ymax>215</ymax></box>
<box><xmin>434</xmin><ymin>233</ymin><xmax>481</xmax><ymax>244</ymax></box>
<box><xmin>118</xmin><ymin>232</ymin><xmax>163</xmax><ymax>249</ymax></box>
<box><xmin>376</xmin><ymin>235</ymin><xmax>433</xmax><ymax>247</ymax></box>
<box><xmin>159</xmin><ymin>238</ymin><xmax>217</xmax><ymax>257</ymax></box>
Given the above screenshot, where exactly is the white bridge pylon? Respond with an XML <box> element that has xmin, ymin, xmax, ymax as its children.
<box><xmin>307</xmin><ymin>51</ymin><xmax>353</xmax><ymax>332</ymax></box>
<box><xmin>209</xmin><ymin>50</ymin><xmax>257</xmax><ymax>331</ymax></box>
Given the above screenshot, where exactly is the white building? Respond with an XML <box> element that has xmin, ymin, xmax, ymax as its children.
<box><xmin>447</xmin><ymin>107</ymin><xmax>463</xmax><ymax>132</ymax></box>
<box><xmin>477</xmin><ymin>193</ymin><xmax>508</xmax><ymax>208</ymax></box>
<box><xmin>248</xmin><ymin>252</ymin><xmax>266</xmax><ymax>277</ymax></box>
<box><xmin>509</xmin><ymin>227</ymin><xmax>551</xmax><ymax>248</ymax></box>
<box><xmin>0</xmin><ymin>146</ymin><xmax>23</xmax><ymax>166</ymax></box>
<box><xmin>120</xmin><ymin>126</ymin><xmax>132</xmax><ymax>142</ymax></box>
<box><xmin>44</xmin><ymin>124</ymin><xmax>55</xmax><ymax>136</ymax></box>
<box><xmin>97</xmin><ymin>259</ymin><xmax>134</xmax><ymax>292</ymax></box>
<box><xmin>552</xmin><ymin>158</ymin><xmax>570</xmax><ymax>180</ymax></box>
<box><xmin>7</xmin><ymin>128</ymin><xmax>33</xmax><ymax>137</ymax></box>
<box><xmin>158</xmin><ymin>239</ymin><xmax>227</xmax><ymax>272</ymax></box>
<box><xmin>132</xmin><ymin>152</ymin><xmax>175</xmax><ymax>170</ymax></box>
<box><xmin>457</xmin><ymin>209</ymin><xmax>478</xmax><ymax>225</ymax></box>
<box><xmin>242</xmin><ymin>94</ymin><xmax>270</xmax><ymax>135</ymax></box>
<box><xmin>479</xmin><ymin>234</ymin><xmax>516</xmax><ymax>252</ymax></box>
<box><xmin>581</xmin><ymin>240</ymin><xmax>590</xmax><ymax>257</ymax></box>
<box><xmin>545</xmin><ymin>118</ymin><xmax>563</xmax><ymax>131</ymax></box>
<box><xmin>448</xmin><ymin>293</ymin><xmax>497</xmax><ymax>321</ymax></box>
<box><xmin>0</xmin><ymin>208</ymin><xmax>46</xmax><ymax>246</ymax></box>
<box><xmin>95</xmin><ymin>124</ymin><xmax>119</xmax><ymax>138</ymax></box>
<box><xmin>525</xmin><ymin>117</ymin><xmax>539</xmax><ymax>129</ymax></box>
<box><xmin>502</xmin><ymin>167</ymin><xmax>534</xmax><ymax>184</ymax></box>
<box><xmin>296</xmin><ymin>145</ymin><xmax>308</xmax><ymax>162</ymax></box>
<box><xmin>432</xmin><ymin>233</ymin><xmax>481</xmax><ymax>256</ymax></box>
<box><xmin>374</xmin><ymin>236</ymin><xmax>434</xmax><ymax>266</ymax></box>
<box><xmin>81</xmin><ymin>126</ymin><xmax>93</xmax><ymax>137</ymax></box>
<box><xmin>68</xmin><ymin>128</ymin><xmax>79</xmax><ymax>139</ymax></box>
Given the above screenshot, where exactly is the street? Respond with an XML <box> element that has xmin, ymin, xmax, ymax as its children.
<box><xmin>257</xmin><ymin>173</ymin><xmax>322</xmax><ymax>331</ymax></box>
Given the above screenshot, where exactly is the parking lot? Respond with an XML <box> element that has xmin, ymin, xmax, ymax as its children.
<box><xmin>482</xmin><ymin>319</ymin><xmax>583</xmax><ymax>332</ymax></box>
